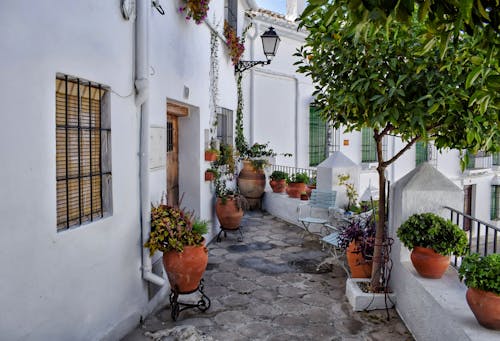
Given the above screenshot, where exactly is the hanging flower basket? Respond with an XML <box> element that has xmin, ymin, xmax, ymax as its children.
<box><xmin>224</xmin><ymin>21</ymin><xmax>244</xmax><ymax>65</ymax></box>
<box><xmin>178</xmin><ymin>0</ymin><xmax>210</xmax><ymax>24</ymax></box>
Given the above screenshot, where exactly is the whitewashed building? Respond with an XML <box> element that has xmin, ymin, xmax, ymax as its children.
<box><xmin>0</xmin><ymin>0</ymin><xmax>258</xmax><ymax>339</ymax></box>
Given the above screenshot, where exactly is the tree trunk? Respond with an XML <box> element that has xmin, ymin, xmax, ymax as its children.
<box><xmin>371</xmin><ymin>133</ymin><xmax>385</xmax><ymax>291</ymax></box>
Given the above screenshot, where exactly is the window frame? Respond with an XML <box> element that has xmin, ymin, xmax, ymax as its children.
<box><xmin>55</xmin><ymin>74</ymin><xmax>112</xmax><ymax>231</ymax></box>
<box><xmin>309</xmin><ymin>106</ymin><xmax>328</xmax><ymax>167</ymax></box>
<box><xmin>216</xmin><ymin>106</ymin><xmax>234</xmax><ymax>146</ymax></box>
<box><xmin>491</xmin><ymin>185</ymin><xmax>500</xmax><ymax>220</ymax></box>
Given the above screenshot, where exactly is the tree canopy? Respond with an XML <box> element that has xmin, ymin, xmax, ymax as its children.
<box><xmin>299</xmin><ymin>0</ymin><xmax>499</xmax><ymax>155</ymax></box>
<box><xmin>295</xmin><ymin>1</ymin><xmax>499</xmax><ymax>289</ymax></box>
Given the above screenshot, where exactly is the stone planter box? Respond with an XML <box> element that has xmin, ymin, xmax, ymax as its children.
<box><xmin>345</xmin><ymin>278</ymin><xmax>396</xmax><ymax>311</ymax></box>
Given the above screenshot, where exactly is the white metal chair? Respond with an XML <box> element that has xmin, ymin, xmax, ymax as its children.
<box><xmin>297</xmin><ymin>190</ymin><xmax>337</xmax><ymax>237</ymax></box>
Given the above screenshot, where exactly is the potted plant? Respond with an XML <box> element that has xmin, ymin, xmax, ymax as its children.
<box><xmin>204</xmin><ymin>168</ymin><xmax>218</xmax><ymax>181</ymax></box>
<box><xmin>269</xmin><ymin>170</ymin><xmax>288</xmax><ymax>193</ymax></box>
<box><xmin>300</xmin><ymin>191</ymin><xmax>309</xmax><ymax>200</ymax></box>
<box><xmin>338</xmin><ymin>215</ymin><xmax>376</xmax><ymax>278</ymax></box>
<box><xmin>214</xmin><ymin>178</ymin><xmax>247</xmax><ymax>229</ymax></box>
<box><xmin>459</xmin><ymin>253</ymin><xmax>500</xmax><ymax>330</ymax></box>
<box><xmin>397</xmin><ymin>212</ymin><xmax>468</xmax><ymax>278</ymax></box>
<box><xmin>286</xmin><ymin>172</ymin><xmax>309</xmax><ymax>198</ymax></box>
<box><xmin>204</xmin><ymin>147</ymin><xmax>219</xmax><ymax>162</ymax></box>
<box><xmin>238</xmin><ymin>142</ymin><xmax>276</xmax><ymax>209</ymax></box>
<box><xmin>144</xmin><ymin>201</ymin><xmax>208</xmax><ymax>293</ymax></box>
<box><xmin>178</xmin><ymin>0</ymin><xmax>210</xmax><ymax>25</ymax></box>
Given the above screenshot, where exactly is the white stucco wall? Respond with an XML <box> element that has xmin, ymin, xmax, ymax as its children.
<box><xmin>0</xmin><ymin>1</ymin><xmax>146</xmax><ymax>340</ymax></box>
<box><xmin>243</xmin><ymin>14</ymin><xmax>313</xmax><ymax>168</ymax></box>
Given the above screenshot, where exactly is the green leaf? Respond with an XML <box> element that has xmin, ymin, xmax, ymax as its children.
<box><xmin>470</xmin><ymin>56</ymin><xmax>483</xmax><ymax>65</ymax></box>
<box><xmin>459</xmin><ymin>0</ymin><xmax>473</xmax><ymax>24</ymax></box>
<box><xmin>428</xmin><ymin>103</ymin><xmax>439</xmax><ymax>114</ymax></box>
<box><xmin>466</xmin><ymin>67</ymin><xmax>482</xmax><ymax>89</ymax></box>
<box><xmin>476</xmin><ymin>0</ymin><xmax>490</xmax><ymax>20</ymax></box>
<box><xmin>486</xmin><ymin>75</ymin><xmax>500</xmax><ymax>90</ymax></box>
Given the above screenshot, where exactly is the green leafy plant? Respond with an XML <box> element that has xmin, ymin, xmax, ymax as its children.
<box><xmin>144</xmin><ymin>202</ymin><xmax>205</xmax><ymax>255</ymax></box>
<box><xmin>459</xmin><ymin>253</ymin><xmax>500</xmax><ymax>295</ymax></box>
<box><xmin>270</xmin><ymin>170</ymin><xmax>288</xmax><ymax>181</ymax></box>
<box><xmin>397</xmin><ymin>213</ymin><xmax>468</xmax><ymax>256</ymax></box>
<box><xmin>287</xmin><ymin>172</ymin><xmax>309</xmax><ymax>184</ymax></box>
<box><xmin>213</xmin><ymin>143</ymin><xmax>237</xmax><ymax>175</ymax></box>
<box><xmin>338</xmin><ymin>174</ymin><xmax>358</xmax><ymax>211</ymax></box>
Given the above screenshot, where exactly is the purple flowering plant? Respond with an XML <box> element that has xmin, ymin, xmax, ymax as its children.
<box><xmin>178</xmin><ymin>0</ymin><xmax>210</xmax><ymax>24</ymax></box>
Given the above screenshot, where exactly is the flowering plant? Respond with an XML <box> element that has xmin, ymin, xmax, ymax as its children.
<box><xmin>224</xmin><ymin>21</ymin><xmax>244</xmax><ymax>65</ymax></box>
<box><xmin>338</xmin><ymin>215</ymin><xmax>376</xmax><ymax>259</ymax></box>
<box><xmin>179</xmin><ymin>0</ymin><xmax>210</xmax><ymax>24</ymax></box>
<box><xmin>144</xmin><ymin>202</ymin><xmax>207</xmax><ymax>255</ymax></box>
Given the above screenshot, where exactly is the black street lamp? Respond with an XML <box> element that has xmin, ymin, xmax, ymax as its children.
<box><xmin>236</xmin><ymin>27</ymin><xmax>280</xmax><ymax>73</ymax></box>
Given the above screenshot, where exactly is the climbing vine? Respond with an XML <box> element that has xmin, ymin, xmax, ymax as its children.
<box><xmin>209</xmin><ymin>27</ymin><xmax>220</xmax><ymax>139</ymax></box>
<box><xmin>234</xmin><ymin>22</ymin><xmax>253</xmax><ymax>155</ymax></box>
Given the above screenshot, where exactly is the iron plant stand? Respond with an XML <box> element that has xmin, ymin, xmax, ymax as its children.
<box><xmin>216</xmin><ymin>226</ymin><xmax>244</xmax><ymax>242</ymax></box>
<box><xmin>169</xmin><ymin>279</ymin><xmax>211</xmax><ymax>321</ymax></box>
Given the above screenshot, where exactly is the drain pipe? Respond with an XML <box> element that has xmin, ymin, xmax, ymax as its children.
<box><xmin>136</xmin><ymin>0</ymin><xmax>166</xmax><ymax>286</ymax></box>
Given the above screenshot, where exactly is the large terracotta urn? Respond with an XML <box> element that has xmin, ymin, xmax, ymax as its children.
<box><xmin>286</xmin><ymin>182</ymin><xmax>307</xmax><ymax>198</ymax></box>
<box><xmin>162</xmin><ymin>241</ymin><xmax>208</xmax><ymax>293</ymax></box>
<box><xmin>410</xmin><ymin>246</ymin><xmax>450</xmax><ymax>279</ymax></box>
<box><xmin>346</xmin><ymin>241</ymin><xmax>373</xmax><ymax>278</ymax></box>
<box><xmin>466</xmin><ymin>287</ymin><xmax>500</xmax><ymax>330</ymax></box>
<box><xmin>215</xmin><ymin>196</ymin><xmax>244</xmax><ymax>229</ymax></box>
<box><xmin>238</xmin><ymin>160</ymin><xmax>265</xmax><ymax>209</ymax></box>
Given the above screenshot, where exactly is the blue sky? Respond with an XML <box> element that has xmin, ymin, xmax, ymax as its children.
<box><xmin>255</xmin><ymin>0</ymin><xmax>287</xmax><ymax>14</ymax></box>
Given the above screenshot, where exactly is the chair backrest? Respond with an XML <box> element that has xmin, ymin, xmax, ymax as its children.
<box><xmin>309</xmin><ymin>190</ymin><xmax>336</xmax><ymax>209</ymax></box>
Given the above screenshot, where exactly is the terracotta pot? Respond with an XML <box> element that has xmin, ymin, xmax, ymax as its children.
<box><xmin>410</xmin><ymin>246</ymin><xmax>450</xmax><ymax>279</ymax></box>
<box><xmin>286</xmin><ymin>182</ymin><xmax>307</xmax><ymax>198</ymax></box>
<box><xmin>204</xmin><ymin>171</ymin><xmax>215</xmax><ymax>181</ymax></box>
<box><xmin>163</xmin><ymin>241</ymin><xmax>208</xmax><ymax>293</ymax></box>
<box><xmin>238</xmin><ymin>160</ymin><xmax>265</xmax><ymax>209</ymax></box>
<box><xmin>300</xmin><ymin>193</ymin><xmax>309</xmax><ymax>200</ymax></box>
<box><xmin>346</xmin><ymin>241</ymin><xmax>373</xmax><ymax>278</ymax></box>
<box><xmin>306</xmin><ymin>184</ymin><xmax>316</xmax><ymax>197</ymax></box>
<box><xmin>466</xmin><ymin>287</ymin><xmax>500</xmax><ymax>330</ymax></box>
<box><xmin>270</xmin><ymin>179</ymin><xmax>286</xmax><ymax>193</ymax></box>
<box><xmin>215</xmin><ymin>197</ymin><xmax>244</xmax><ymax>230</ymax></box>
<box><xmin>205</xmin><ymin>151</ymin><xmax>218</xmax><ymax>162</ymax></box>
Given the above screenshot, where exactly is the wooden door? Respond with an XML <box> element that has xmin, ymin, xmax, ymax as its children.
<box><xmin>166</xmin><ymin>114</ymin><xmax>179</xmax><ymax>206</ymax></box>
<box><xmin>464</xmin><ymin>185</ymin><xmax>473</xmax><ymax>231</ymax></box>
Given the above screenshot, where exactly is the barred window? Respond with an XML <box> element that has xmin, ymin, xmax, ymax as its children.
<box><xmin>361</xmin><ymin>127</ymin><xmax>386</xmax><ymax>163</ymax></box>
<box><xmin>56</xmin><ymin>75</ymin><xmax>112</xmax><ymax>231</ymax></box>
<box><xmin>361</xmin><ymin>128</ymin><xmax>377</xmax><ymax>162</ymax></box>
<box><xmin>415</xmin><ymin>141</ymin><xmax>428</xmax><ymax>166</ymax></box>
<box><xmin>216</xmin><ymin>107</ymin><xmax>233</xmax><ymax>145</ymax></box>
<box><xmin>491</xmin><ymin>186</ymin><xmax>500</xmax><ymax>220</ymax></box>
<box><xmin>309</xmin><ymin>106</ymin><xmax>328</xmax><ymax>166</ymax></box>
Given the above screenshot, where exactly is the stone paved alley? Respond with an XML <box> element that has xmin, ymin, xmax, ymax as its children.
<box><xmin>123</xmin><ymin>211</ymin><xmax>413</xmax><ymax>341</ymax></box>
